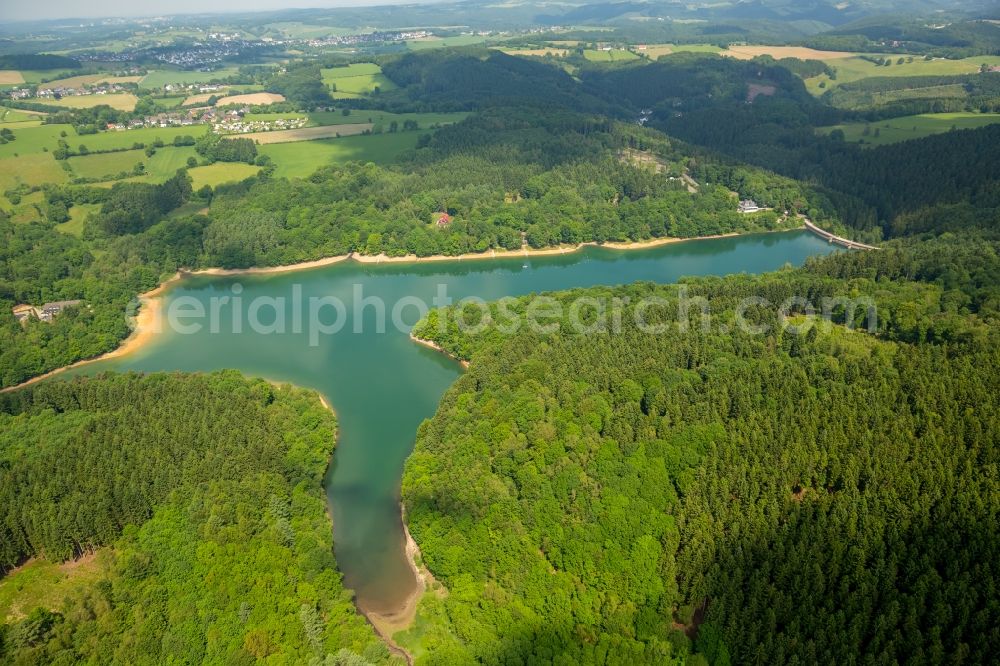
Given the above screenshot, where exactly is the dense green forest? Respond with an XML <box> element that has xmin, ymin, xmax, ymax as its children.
<box><xmin>0</xmin><ymin>371</ymin><xmax>390</xmax><ymax>664</ymax></box>
<box><xmin>403</xmin><ymin>232</ymin><xmax>1000</xmax><ymax>664</ymax></box>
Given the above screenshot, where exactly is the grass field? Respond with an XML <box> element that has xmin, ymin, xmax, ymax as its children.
<box><xmin>0</xmin><ymin>153</ymin><xmax>68</xmax><ymax>191</ymax></box>
<box><xmin>0</xmin><ymin>553</ymin><xmax>107</xmax><ymax>622</ymax></box>
<box><xmin>583</xmin><ymin>49</ymin><xmax>640</xmax><ymax>62</ymax></box>
<box><xmin>68</xmin><ymin>145</ymin><xmax>199</xmax><ymax>180</ymax></box>
<box><xmin>321</xmin><ymin>63</ymin><xmax>396</xmax><ymax>98</ymax></box>
<box><xmin>8</xmin><ymin>191</ymin><xmax>45</xmax><ymax>223</ymax></box>
<box><xmin>407</xmin><ymin>35</ymin><xmax>488</xmax><ymax>51</ymax></box>
<box><xmin>139</xmin><ymin>67</ymin><xmax>241</xmax><ymax>89</ymax></box>
<box><xmin>805</xmin><ymin>55</ymin><xmax>1000</xmax><ymax>94</ymax></box>
<box><xmin>817</xmin><ymin>112</ymin><xmax>1000</xmax><ymax>146</ymax></box>
<box><xmin>260</xmin><ymin>130</ymin><xmax>428</xmax><ymax>179</ymax></box>
<box><xmin>188</xmin><ymin>162</ymin><xmax>261</xmax><ymax>189</ymax></box>
<box><xmin>9</xmin><ymin>125</ymin><xmax>200</xmax><ymax>155</ymax></box>
<box><xmin>0</xmin><ymin>108</ymin><xmax>41</xmax><ymax>124</ymax></box>
<box><xmin>59</xmin><ymin>202</ymin><xmax>100</xmax><ymax>236</ymax></box>
<box><xmin>156</xmin><ymin>96</ymin><xmax>188</xmax><ymax>108</ymax></box>
<box><xmin>68</xmin><ymin>149</ymin><xmax>146</xmax><ymax>179</ymax></box>
<box><xmin>0</xmin><ymin>123</ymin><xmax>72</xmax><ymax>158</ymax></box>
<box><xmin>73</xmin><ymin>125</ymin><xmax>209</xmax><ymax>152</ymax></box>
<box><xmin>36</xmin><ymin>93</ymin><xmax>139</xmax><ymax>111</ymax></box>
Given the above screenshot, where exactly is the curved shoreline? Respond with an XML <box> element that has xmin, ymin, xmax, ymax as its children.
<box><xmin>309</xmin><ymin>390</ymin><xmax>418</xmax><ymax>666</ymax></box>
<box><xmin>409</xmin><ymin>333</ymin><xmax>470</xmax><ymax>368</ymax></box>
<box><xmin>2</xmin><ymin>229</ymin><xmax>800</xmax><ymax>394</ymax></box>
<box><xmin>0</xmin><ymin>280</ymin><xmax>172</xmax><ymax>394</ymax></box>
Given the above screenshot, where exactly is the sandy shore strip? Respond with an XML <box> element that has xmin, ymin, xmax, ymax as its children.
<box><xmin>409</xmin><ymin>333</ymin><xmax>470</xmax><ymax>369</ymax></box>
<box><xmin>353</xmin><ymin>244</ymin><xmax>578</xmax><ymax>264</ymax></box>
<box><xmin>185</xmin><ymin>253</ymin><xmax>352</xmax><ymax>276</ymax></box>
<box><xmin>0</xmin><ymin>281</ymin><xmax>173</xmax><ymax>393</ymax></box>
<box><xmin>352</xmin><ymin>228</ymin><xmax>801</xmax><ymax>264</ymax></box>
<box><xmin>2</xmin><ymin>228</ymin><xmax>804</xmax><ymax>393</ymax></box>
<box><xmin>365</xmin><ymin>509</ymin><xmax>446</xmax><ymax>664</ymax></box>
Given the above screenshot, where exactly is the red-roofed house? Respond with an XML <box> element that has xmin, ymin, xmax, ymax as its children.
<box><xmin>435</xmin><ymin>212</ymin><xmax>451</xmax><ymax>227</ymax></box>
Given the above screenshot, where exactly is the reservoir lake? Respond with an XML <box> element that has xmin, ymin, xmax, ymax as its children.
<box><xmin>66</xmin><ymin>230</ymin><xmax>838</xmax><ymax>616</ymax></box>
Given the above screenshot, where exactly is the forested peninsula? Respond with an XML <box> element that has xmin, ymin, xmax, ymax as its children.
<box><xmin>403</xmin><ymin>231</ymin><xmax>1000</xmax><ymax>663</ymax></box>
<box><xmin>0</xmin><ymin>372</ymin><xmax>389</xmax><ymax>664</ymax></box>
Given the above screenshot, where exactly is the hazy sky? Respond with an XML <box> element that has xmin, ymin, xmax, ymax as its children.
<box><xmin>0</xmin><ymin>0</ymin><xmax>413</xmax><ymax>23</ymax></box>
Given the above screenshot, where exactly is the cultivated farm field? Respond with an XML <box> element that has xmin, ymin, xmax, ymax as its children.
<box><xmin>240</xmin><ymin>123</ymin><xmax>372</xmax><ymax>144</ymax></box>
<box><xmin>38</xmin><ymin>93</ymin><xmax>139</xmax><ymax>111</ymax></box>
<box><xmin>214</xmin><ymin>92</ymin><xmax>285</xmax><ymax>107</ymax></box>
<box><xmin>722</xmin><ymin>45</ymin><xmax>857</xmax><ymax>61</ymax></box>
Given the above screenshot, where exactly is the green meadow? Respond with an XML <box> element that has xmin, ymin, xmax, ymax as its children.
<box><xmin>16</xmin><ymin>69</ymin><xmax>81</xmax><ymax>84</ymax></box>
<box><xmin>188</xmin><ymin>162</ymin><xmax>261</xmax><ymax>189</ymax></box>
<box><xmin>0</xmin><ymin>123</ymin><xmax>209</xmax><ymax>161</ymax></box>
<box><xmin>406</xmin><ymin>35</ymin><xmax>488</xmax><ymax>51</ymax></box>
<box><xmin>805</xmin><ymin>55</ymin><xmax>1000</xmax><ymax>94</ymax></box>
<box><xmin>0</xmin><ymin>123</ymin><xmax>74</xmax><ymax>158</ymax></box>
<box><xmin>583</xmin><ymin>49</ymin><xmax>640</xmax><ymax>62</ymax></box>
<box><xmin>0</xmin><ymin>153</ymin><xmax>67</xmax><ymax>191</ymax></box>
<box><xmin>321</xmin><ymin>63</ymin><xmax>397</xmax><ymax>98</ymax></box>
<box><xmin>0</xmin><ymin>108</ymin><xmax>42</xmax><ymax>124</ymax></box>
<box><xmin>818</xmin><ymin>112</ymin><xmax>1000</xmax><ymax>146</ymax></box>
<box><xmin>58</xmin><ymin>202</ymin><xmax>100</xmax><ymax>236</ymax></box>
<box><xmin>68</xmin><ymin>145</ymin><xmax>199</xmax><ymax>181</ymax></box>
<box><xmin>260</xmin><ymin>130</ymin><xmax>428</xmax><ymax>179</ymax></box>
<box><xmin>76</xmin><ymin>125</ymin><xmax>209</xmax><ymax>152</ymax></box>
<box><xmin>139</xmin><ymin>67</ymin><xmax>242</xmax><ymax>89</ymax></box>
